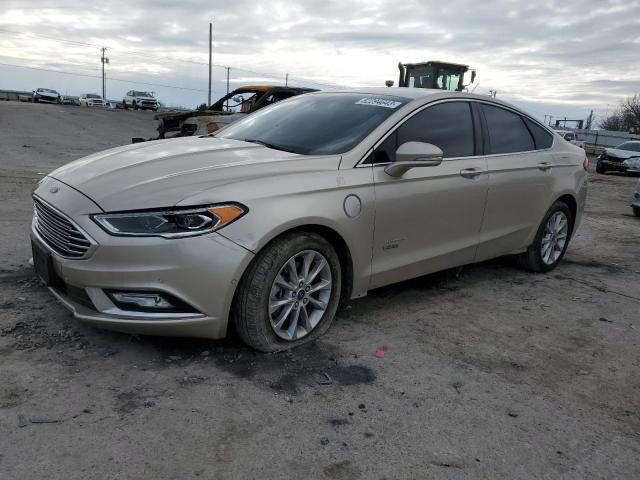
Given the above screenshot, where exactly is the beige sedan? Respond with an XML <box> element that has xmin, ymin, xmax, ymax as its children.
<box><xmin>31</xmin><ymin>88</ymin><xmax>588</xmax><ymax>351</ymax></box>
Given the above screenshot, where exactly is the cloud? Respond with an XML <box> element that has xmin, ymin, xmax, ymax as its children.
<box><xmin>0</xmin><ymin>0</ymin><xmax>638</xmax><ymax>120</ymax></box>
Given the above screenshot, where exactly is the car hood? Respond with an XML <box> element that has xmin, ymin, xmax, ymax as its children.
<box><xmin>604</xmin><ymin>148</ymin><xmax>640</xmax><ymax>159</ymax></box>
<box><xmin>48</xmin><ymin>137</ymin><xmax>340</xmax><ymax>211</ymax></box>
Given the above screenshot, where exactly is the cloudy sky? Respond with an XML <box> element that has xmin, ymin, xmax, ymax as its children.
<box><xmin>1</xmin><ymin>0</ymin><xmax>639</xmax><ymax>123</ymax></box>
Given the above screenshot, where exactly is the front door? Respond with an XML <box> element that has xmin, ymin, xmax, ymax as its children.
<box><xmin>369</xmin><ymin>101</ymin><xmax>489</xmax><ymax>289</ymax></box>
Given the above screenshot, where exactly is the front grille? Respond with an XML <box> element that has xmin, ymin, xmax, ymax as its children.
<box><xmin>602</xmin><ymin>155</ymin><xmax>623</xmax><ymax>164</ymax></box>
<box><xmin>33</xmin><ymin>197</ymin><xmax>93</xmax><ymax>258</ymax></box>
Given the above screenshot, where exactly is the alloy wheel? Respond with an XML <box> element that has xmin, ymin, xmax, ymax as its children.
<box><xmin>541</xmin><ymin>211</ymin><xmax>569</xmax><ymax>265</ymax></box>
<box><xmin>269</xmin><ymin>249</ymin><xmax>332</xmax><ymax>341</ymax></box>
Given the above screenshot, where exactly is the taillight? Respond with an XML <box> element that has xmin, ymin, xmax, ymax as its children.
<box><xmin>583</xmin><ymin>157</ymin><xmax>589</xmax><ymax>171</ymax></box>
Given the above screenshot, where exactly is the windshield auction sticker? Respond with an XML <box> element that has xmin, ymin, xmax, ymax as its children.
<box><xmin>355</xmin><ymin>98</ymin><xmax>403</xmax><ymax>108</ymax></box>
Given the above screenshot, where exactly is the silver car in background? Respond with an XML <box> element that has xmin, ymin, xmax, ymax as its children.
<box><xmin>31</xmin><ymin>88</ymin><xmax>587</xmax><ymax>351</ymax></box>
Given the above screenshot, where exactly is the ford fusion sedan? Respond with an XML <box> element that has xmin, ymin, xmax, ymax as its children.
<box><xmin>31</xmin><ymin>88</ymin><xmax>587</xmax><ymax>351</ymax></box>
<box><xmin>632</xmin><ymin>179</ymin><xmax>640</xmax><ymax>217</ymax></box>
<box><xmin>596</xmin><ymin>141</ymin><xmax>640</xmax><ymax>174</ymax></box>
<box><xmin>33</xmin><ymin>88</ymin><xmax>61</xmax><ymax>104</ymax></box>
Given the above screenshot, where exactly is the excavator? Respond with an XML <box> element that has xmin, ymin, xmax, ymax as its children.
<box><xmin>396</xmin><ymin>61</ymin><xmax>476</xmax><ymax>91</ymax></box>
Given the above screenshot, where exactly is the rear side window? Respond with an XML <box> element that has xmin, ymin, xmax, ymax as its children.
<box><xmin>523</xmin><ymin>118</ymin><xmax>553</xmax><ymax>149</ymax></box>
<box><xmin>482</xmin><ymin>104</ymin><xmax>534</xmax><ymax>154</ymax></box>
<box><xmin>397</xmin><ymin>101</ymin><xmax>475</xmax><ymax>158</ymax></box>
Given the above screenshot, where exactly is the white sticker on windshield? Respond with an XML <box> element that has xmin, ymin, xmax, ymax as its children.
<box><xmin>355</xmin><ymin>98</ymin><xmax>402</xmax><ymax>109</ymax></box>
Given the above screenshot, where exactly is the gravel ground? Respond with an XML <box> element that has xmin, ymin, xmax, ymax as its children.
<box><xmin>1</xmin><ymin>102</ymin><xmax>639</xmax><ymax>480</ymax></box>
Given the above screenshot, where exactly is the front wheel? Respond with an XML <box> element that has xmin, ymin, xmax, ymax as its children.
<box><xmin>232</xmin><ymin>232</ymin><xmax>342</xmax><ymax>352</ymax></box>
<box><xmin>517</xmin><ymin>201</ymin><xmax>573</xmax><ymax>273</ymax></box>
<box><xmin>596</xmin><ymin>161</ymin><xmax>606</xmax><ymax>174</ymax></box>
<box><xmin>633</xmin><ymin>206</ymin><xmax>640</xmax><ymax>218</ymax></box>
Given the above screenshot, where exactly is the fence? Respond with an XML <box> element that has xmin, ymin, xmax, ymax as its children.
<box><xmin>0</xmin><ymin>89</ymin><xmax>32</xmax><ymax>101</ymax></box>
<box><xmin>573</xmin><ymin>129</ymin><xmax>640</xmax><ymax>155</ymax></box>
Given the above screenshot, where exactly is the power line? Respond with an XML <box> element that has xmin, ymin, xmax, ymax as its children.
<box><xmin>0</xmin><ymin>62</ymin><xmax>210</xmax><ymax>93</ymax></box>
<box><xmin>0</xmin><ymin>28</ymin><xmax>344</xmax><ymax>89</ymax></box>
<box><xmin>0</xmin><ymin>28</ymin><xmax>103</xmax><ymax>48</ymax></box>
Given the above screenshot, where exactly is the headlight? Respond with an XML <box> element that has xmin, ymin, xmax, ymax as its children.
<box><xmin>92</xmin><ymin>204</ymin><xmax>247</xmax><ymax>238</ymax></box>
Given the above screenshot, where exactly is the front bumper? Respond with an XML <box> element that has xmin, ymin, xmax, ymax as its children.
<box><xmin>35</xmin><ymin>95</ymin><xmax>59</xmax><ymax>103</ymax></box>
<box><xmin>32</xmin><ymin>177</ymin><xmax>254</xmax><ymax>339</ymax></box>
<box><xmin>138</xmin><ymin>100</ymin><xmax>158</xmax><ymax>109</ymax></box>
<box><xmin>598</xmin><ymin>158</ymin><xmax>628</xmax><ymax>173</ymax></box>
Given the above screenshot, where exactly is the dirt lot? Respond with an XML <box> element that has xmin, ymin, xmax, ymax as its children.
<box><xmin>1</xmin><ymin>102</ymin><xmax>639</xmax><ymax>480</ymax></box>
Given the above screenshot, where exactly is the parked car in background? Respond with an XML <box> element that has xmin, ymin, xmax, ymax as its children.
<box><xmin>33</xmin><ymin>88</ymin><xmax>61</xmax><ymax>104</ymax></box>
<box><xmin>31</xmin><ymin>88</ymin><xmax>587</xmax><ymax>351</ymax></box>
<box><xmin>123</xmin><ymin>91</ymin><xmax>158</xmax><ymax>111</ymax></box>
<box><xmin>79</xmin><ymin>93</ymin><xmax>106</xmax><ymax>107</ymax></box>
<box><xmin>155</xmin><ymin>86</ymin><xmax>316</xmax><ymax>138</ymax></box>
<box><xmin>632</xmin><ymin>180</ymin><xmax>640</xmax><ymax>217</ymax></box>
<box><xmin>555</xmin><ymin>130</ymin><xmax>585</xmax><ymax>149</ymax></box>
<box><xmin>61</xmin><ymin>95</ymin><xmax>80</xmax><ymax>106</ymax></box>
<box><xmin>596</xmin><ymin>141</ymin><xmax>640</xmax><ymax>174</ymax></box>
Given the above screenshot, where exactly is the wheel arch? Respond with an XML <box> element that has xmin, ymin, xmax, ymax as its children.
<box><xmin>555</xmin><ymin>193</ymin><xmax>577</xmax><ymax>229</ymax></box>
<box><xmin>230</xmin><ymin>223</ymin><xmax>355</xmax><ymax>322</ymax></box>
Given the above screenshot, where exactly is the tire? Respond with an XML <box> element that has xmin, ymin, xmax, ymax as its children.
<box><xmin>123</xmin><ymin>100</ymin><xmax>128</xmax><ymax>110</ymax></box>
<box><xmin>517</xmin><ymin>201</ymin><xmax>573</xmax><ymax>273</ymax></box>
<box><xmin>133</xmin><ymin>101</ymin><xmax>138</xmax><ymax>110</ymax></box>
<box><xmin>232</xmin><ymin>231</ymin><xmax>342</xmax><ymax>352</ymax></box>
<box><xmin>633</xmin><ymin>206</ymin><xmax>640</xmax><ymax>218</ymax></box>
<box><xmin>596</xmin><ymin>161</ymin><xmax>606</xmax><ymax>174</ymax></box>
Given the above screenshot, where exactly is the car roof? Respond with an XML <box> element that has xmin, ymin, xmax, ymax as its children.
<box><xmin>316</xmin><ymin>87</ymin><xmax>442</xmax><ymax>99</ymax></box>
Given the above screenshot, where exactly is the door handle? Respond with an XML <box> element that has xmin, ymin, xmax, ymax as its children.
<box><xmin>460</xmin><ymin>168</ymin><xmax>483</xmax><ymax>179</ymax></box>
<box><xmin>538</xmin><ymin>162</ymin><xmax>552</xmax><ymax>171</ymax></box>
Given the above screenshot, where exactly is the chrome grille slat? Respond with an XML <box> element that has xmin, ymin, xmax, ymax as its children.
<box><xmin>33</xmin><ymin>197</ymin><xmax>93</xmax><ymax>258</ymax></box>
<box><xmin>35</xmin><ymin>212</ymin><xmax>90</xmax><ymax>245</ymax></box>
<box><xmin>35</xmin><ymin>221</ymin><xmax>88</xmax><ymax>253</ymax></box>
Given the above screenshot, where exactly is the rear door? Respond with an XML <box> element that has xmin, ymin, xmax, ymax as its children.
<box><xmin>475</xmin><ymin>102</ymin><xmax>555</xmax><ymax>261</ymax></box>
<box><xmin>369</xmin><ymin>100</ymin><xmax>489</xmax><ymax>289</ymax></box>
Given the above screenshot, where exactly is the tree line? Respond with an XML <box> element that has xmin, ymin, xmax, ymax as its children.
<box><xmin>599</xmin><ymin>94</ymin><xmax>640</xmax><ymax>133</ymax></box>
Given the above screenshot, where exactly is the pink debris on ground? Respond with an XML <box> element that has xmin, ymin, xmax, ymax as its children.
<box><xmin>374</xmin><ymin>345</ymin><xmax>388</xmax><ymax>358</ymax></box>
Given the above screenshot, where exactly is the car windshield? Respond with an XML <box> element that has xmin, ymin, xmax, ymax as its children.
<box><xmin>133</xmin><ymin>91</ymin><xmax>153</xmax><ymax>97</ymax></box>
<box><xmin>87</xmin><ymin>94</ymin><xmax>101</xmax><ymax>99</ymax></box>
<box><xmin>216</xmin><ymin>93</ymin><xmax>410</xmax><ymax>155</ymax></box>
<box><xmin>616</xmin><ymin>142</ymin><xmax>640</xmax><ymax>152</ymax></box>
<box><xmin>39</xmin><ymin>89</ymin><xmax>57</xmax><ymax>94</ymax></box>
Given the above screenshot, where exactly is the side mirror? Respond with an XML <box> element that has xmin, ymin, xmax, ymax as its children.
<box><xmin>471</xmin><ymin>70</ymin><xmax>477</xmax><ymax>84</ymax></box>
<box><xmin>384</xmin><ymin>142</ymin><xmax>443</xmax><ymax>177</ymax></box>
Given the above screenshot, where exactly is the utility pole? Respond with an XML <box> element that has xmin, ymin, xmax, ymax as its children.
<box><xmin>208</xmin><ymin>22</ymin><xmax>213</xmax><ymax>106</ymax></box>
<box><xmin>224</xmin><ymin>67</ymin><xmax>230</xmax><ymax>110</ymax></box>
<box><xmin>285</xmin><ymin>73</ymin><xmax>289</xmax><ymax>86</ymax></box>
<box><xmin>100</xmin><ymin>47</ymin><xmax>109</xmax><ymax>99</ymax></box>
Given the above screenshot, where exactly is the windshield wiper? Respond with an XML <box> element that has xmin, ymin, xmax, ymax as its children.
<box><xmin>243</xmin><ymin>138</ymin><xmax>298</xmax><ymax>154</ymax></box>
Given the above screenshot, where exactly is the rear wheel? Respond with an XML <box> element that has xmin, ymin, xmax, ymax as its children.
<box><xmin>233</xmin><ymin>232</ymin><xmax>342</xmax><ymax>352</ymax></box>
<box><xmin>517</xmin><ymin>201</ymin><xmax>573</xmax><ymax>273</ymax></box>
<box><xmin>133</xmin><ymin>100</ymin><xmax>138</xmax><ymax>110</ymax></box>
<box><xmin>122</xmin><ymin>100</ymin><xmax>128</xmax><ymax>110</ymax></box>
